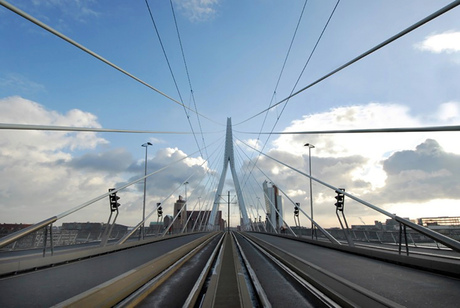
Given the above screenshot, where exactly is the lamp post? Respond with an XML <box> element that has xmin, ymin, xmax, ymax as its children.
<box><xmin>184</xmin><ymin>181</ymin><xmax>189</xmax><ymax>202</ymax></box>
<box><xmin>304</xmin><ymin>143</ymin><xmax>315</xmax><ymax>239</ymax></box>
<box><xmin>184</xmin><ymin>181</ymin><xmax>189</xmax><ymax>229</ymax></box>
<box><xmin>141</xmin><ymin>142</ymin><xmax>152</xmax><ymax>240</ymax></box>
<box><xmin>227</xmin><ymin>191</ymin><xmax>230</xmax><ymax>233</ymax></box>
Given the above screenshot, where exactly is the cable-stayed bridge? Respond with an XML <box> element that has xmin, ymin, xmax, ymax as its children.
<box><xmin>1</xmin><ymin>0</ymin><xmax>460</xmax><ymax>307</ymax></box>
<box><xmin>1</xmin><ymin>117</ymin><xmax>460</xmax><ymax>307</ymax></box>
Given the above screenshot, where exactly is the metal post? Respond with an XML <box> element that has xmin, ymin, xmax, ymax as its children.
<box><xmin>409</xmin><ymin>233</ymin><xmax>417</xmax><ymax>247</ymax></box>
<box><xmin>141</xmin><ymin>142</ymin><xmax>152</xmax><ymax>240</ymax></box>
<box><xmin>42</xmin><ymin>226</ymin><xmax>48</xmax><ymax>257</ymax></box>
<box><xmin>104</xmin><ymin>209</ymin><xmax>119</xmax><ymax>245</ymax></box>
<box><xmin>404</xmin><ymin>225</ymin><xmax>409</xmax><ymax>256</ymax></box>
<box><xmin>390</xmin><ymin>232</ymin><xmax>397</xmax><ymax>244</ymax></box>
<box><xmin>184</xmin><ymin>181</ymin><xmax>188</xmax><ymax>232</ymax></box>
<box><xmin>102</xmin><ymin>211</ymin><xmax>113</xmax><ymax>246</ymax></box>
<box><xmin>228</xmin><ymin>191</ymin><xmax>230</xmax><ymax>233</ymax></box>
<box><xmin>184</xmin><ymin>182</ymin><xmax>188</xmax><ymax>203</ymax></box>
<box><xmin>304</xmin><ymin>143</ymin><xmax>315</xmax><ymax>239</ymax></box>
<box><xmin>50</xmin><ymin>224</ymin><xmax>54</xmax><ymax>256</ymax></box>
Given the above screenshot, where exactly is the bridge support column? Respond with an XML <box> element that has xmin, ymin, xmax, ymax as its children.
<box><xmin>209</xmin><ymin>118</ymin><xmax>249</xmax><ymax>230</ymax></box>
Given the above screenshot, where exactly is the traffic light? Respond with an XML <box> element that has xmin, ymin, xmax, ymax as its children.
<box><xmin>157</xmin><ymin>203</ymin><xmax>163</xmax><ymax>217</ymax></box>
<box><xmin>294</xmin><ymin>202</ymin><xmax>300</xmax><ymax>217</ymax></box>
<box><xmin>108</xmin><ymin>188</ymin><xmax>121</xmax><ymax>211</ymax></box>
<box><xmin>334</xmin><ymin>188</ymin><xmax>345</xmax><ymax>211</ymax></box>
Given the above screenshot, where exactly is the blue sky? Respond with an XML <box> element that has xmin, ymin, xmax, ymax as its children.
<box><xmin>1</xmin><ymin>0</ymin><xmax>460</xmax><ymax>228</ymax></box>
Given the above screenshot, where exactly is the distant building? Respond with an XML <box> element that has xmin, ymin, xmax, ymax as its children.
<box><xmin>163</xmin><ymin>215</ymin><xmax>173</xmax><ymax>234</ymax></box>
<box><xmin>173</xmin><ymin>195</ymin><xmax>187</xmax><ymax>231</ymax></box>
<box><xmin>263</xmin><ymin>180</ymin><xmax>284</xmax><ymax>233</ymax></box>
<box><xmin>417</xmin><ymin>216</ymin><xmax>460</xmax><ymax>240</ymax></box>
<box><xmin>0</xmin><ymin>223</ymin><xmax>32</xmax><ymax>238</ymax></box>
<box><xmin>351</xmin><ymin>221</ymin><xmax>383</xmax><ymax>231</ymax></box>
<box><xmin>384</xmin><ymin>218</ymin><xmax>400</xmax><ymax>231</ymax></box>
<box><xmin>162</xmin><ymin>207</ymin><xmax>225</xmax><ymax>234</ymax></box>
<box><xmin>417</xmin><ymin>216</ymin><xmax>460</xmax><ymax>228</ymax></box>
<box><xmin>148</xmin><ymin>221</ymin><xmax>164</xmax><ymax>235</ymax></box>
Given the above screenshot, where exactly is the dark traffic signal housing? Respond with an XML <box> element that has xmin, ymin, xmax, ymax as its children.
<box><xmin>334</xmin><ymin>188</ymin><xmax>345</xmax><ymax>211</ymax></box>
<box><xmin>108</xmin><ymin>188</ymin><xmax>121</xmax><ymax>212</ymax></box>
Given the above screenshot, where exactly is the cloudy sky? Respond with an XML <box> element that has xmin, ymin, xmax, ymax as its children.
<box><xmin>0</xmin><ymin>0</ymin><xmax>459</xmax><ymax>229</ymax></box>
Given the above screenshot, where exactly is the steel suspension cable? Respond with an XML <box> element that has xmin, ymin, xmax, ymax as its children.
<box><xmin>236</xmin><ymin>0</ymin><xmax>460</xmax><ymax>125</ymax></box>
<box><xmin>120</xmin><ymin>136</ymin><xmax>222</xmax><ymax>242</ymax></box>
<box><xmin>0</xmin><ymin>0</ymin><xmax>219</xmax><ymax>125</ymax></box>
<box><xmin>271</xmin><ymin>0</ymin><xmax>341</xmax><ymax>130</ymax></box>
<box><xmin>234</xmin><ymin>142</ymin><xmax>297</xmax><ymax>236</ymax></box>
<box><xmin>238</xmin><ymin>125</ymin><xmax>460</xmax><ymax>135</ymax></box>
<box><xmin>144</xmin><ymin>0</ymin><xmax>203</xmax><ymax>158</ymax></box>
<box><xmin>257</xmin><ymin>0</ymin><xmax>309</xmax><ymax>138</ymax></box>
<box><xmin>244</xmin><ymin>0</ymin><xmax>308</xmax><ymax>172</ymax></box>
<box><xmin>169</xmin><ymin>0</ymin><xmax>210</xmax><ymax>160</ymax></box>
<box><xmin>239</xmin><ymin>1</ymin><xmax>340</xmax><ymax>192</ymax></box>
<box><xmin>0</xmin><ymin>123</ymin><xmax>195</xmax><ymax>134</ymax></box>
<box><xmin>239</xmin><ymin>0</ymin><xmax>309</xmax><ymax>187</ymax></box>
<box><xmin>236</xmin><ymin>136</ymin><xmax>460</xmax><ymax>251</ymax></box>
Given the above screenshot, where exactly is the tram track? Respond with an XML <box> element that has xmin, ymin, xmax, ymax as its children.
<box><xmin>55</xmin><ymin>231</ymin><xmax>409</xmax><ymax>307</ymax></box>
<box><xmin>236</xmin><ymin>232</ymin><xmax>402</xmax><ymax>308</ymax></box>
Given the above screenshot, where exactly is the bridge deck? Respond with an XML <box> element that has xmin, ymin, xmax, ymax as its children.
<box><xmin>250</xmin><ymin>232</ymin><xmax>460</xmax><ymax>307</ymax></box>
<box><xmin>1</xmin><ymin>232</ymin><xmax>459</xmax><ymax>307</ymax></box>
<box><xmin>0</xmin><ymin>233</ymin><xmax>206</xmax><ymax>307</ymax></box>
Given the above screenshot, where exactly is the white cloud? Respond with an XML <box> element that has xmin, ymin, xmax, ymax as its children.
<box><xmin>274</xmin><ymin>103</ymin><xmax>423</xmax><ymax>158</ymax></box>
<box><xmin>436</xmin><ymin>101</ymin><xmax>460</xmax><ymax>121</ymax></box>
<box><xmin>32</xmin><ymin>0</ymin><xmax>100</xmax><ymax>21</ymax></box>
<box><xmin>285</xmin><ymin>189</ymin><xmax>306</xmax><ymax>197</ymax></box>
<box><xmin>0</xmin><ymin>73</ymin><xmax>45</xmax><ymax>94</ymax></box>
<box><xmin>0</xmin><ymin>97</ymin><xmax>215</xmax><ymax>227</ymax></box>
<box><xmin>148</xmin><ymin>137</ymin><xmax>165</xmax><ymax>145</ymax></box>
<box><xmin>416</xmin><ymin>31</ymin><xmax>460</xmax><ymax>54</ymax></box>
<box><xmin>173</xmin><ymin>0</ymin><xmax>220</xmax><ymax>22</ymax></box>
<box><xmin>274</xmin><ymin>102</ymin><xmax>460</xmax><ymax>158</ymax></box>
<box><xmin>0</xmin><ymin>96</ymin><xmax>107</xmax><ymax>153</ymax></box>
<box><xmin>0</xmin><ymin>96</ymin><xmax>111</xmax><ymax>222</ymax></box>
<box><xmin>238</xmin><ymin>138</ymin><xmax>261</xmax><ymax>152</ymax></box>
<box><xmin>250</xmin><ymin>103</ymin><xmax>460</xmax><ymax>227</ymax></box>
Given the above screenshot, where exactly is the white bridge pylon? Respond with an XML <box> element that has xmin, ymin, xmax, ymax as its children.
<box><xmin>208</xmin><ymin>118</ymin><xmax>250</xmax><ymax>230</ymax></box>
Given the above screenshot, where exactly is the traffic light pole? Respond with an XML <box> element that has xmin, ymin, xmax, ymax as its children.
<box><xmin>294</xmin><ymin>202</ymin><xmax>301</xmax><ymax>237</ymax></box>
<box><xmin>334</xmin><ymin>188</ymin><xmax>354</xmax><ymax>247</ymax></box>
<box><xmin>101</xmin><ymin>188</ymin><xmax>121</xmax><ymax>246</ymax></box>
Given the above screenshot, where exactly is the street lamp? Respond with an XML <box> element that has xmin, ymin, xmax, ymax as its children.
<box><xmin>184</xmin><ymin>181</ymin><xmax>189</xmax><ymax>202</ymax></box>
<box><xmin>141</xmin><ymin>142</ymin><xmax>153</xmax><ymax>240</ymax></box>
<box><xmin>184</xmin><ymin>181</ymin><xmax>189</xmax><ymax>228</ymax></box>
<box><xmin>304</xmin><ymin>143</ymin><xmax>315</xmax><ymax>239</ymax></box>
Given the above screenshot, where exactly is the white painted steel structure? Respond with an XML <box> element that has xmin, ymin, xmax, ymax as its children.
<box><xmin>208</xmin><ymin>118</ymin><xmax>249</xmax><ymax>230</ymax></box>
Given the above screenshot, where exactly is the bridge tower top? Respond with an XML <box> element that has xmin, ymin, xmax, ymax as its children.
<box><xmin>209</xmin><ymin>118</ymin><xmax>249</xmax><ymax>229</ymax></box>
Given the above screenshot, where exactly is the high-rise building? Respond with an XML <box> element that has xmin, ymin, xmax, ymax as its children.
<box><xmin>173</xmin><ymin>195</ymin><xmax>187</xmax><ymax>231</ymax></box>
<box><xmin>263</xmin><ymin>180</ymin><xmax>284</xmax><ymax>232</ymax></box>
